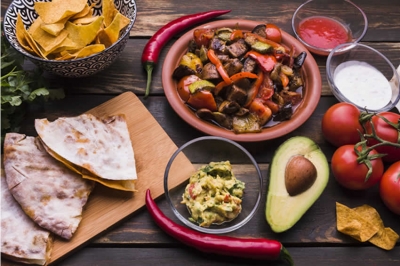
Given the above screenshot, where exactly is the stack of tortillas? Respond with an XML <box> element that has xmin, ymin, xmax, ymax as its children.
<box><xmin>1</xmin><ymin>113</ymin><xmax>137</xmax><ymax>265</ymax></box>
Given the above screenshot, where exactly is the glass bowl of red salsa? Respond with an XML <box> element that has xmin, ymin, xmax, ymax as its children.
<box><xmin>291</xmin><ymin>0</ymin><xmax>368</xmax><ymax>56</ymax></box>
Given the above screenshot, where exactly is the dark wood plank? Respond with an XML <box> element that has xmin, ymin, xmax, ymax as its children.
<box><xmin>2</xmin><ymin>246</ymin><xmax>399</xmax><ymax>266</ymax></box>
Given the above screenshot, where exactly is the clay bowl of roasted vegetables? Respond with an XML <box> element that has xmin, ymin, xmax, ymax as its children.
<box><xmin>164</xmin><ymin>136</ymin><xmax>263</xmax><ymax>234</ymax></box>
<box><xmin>162</xmin><ymin>19</ymin><xmax>321</xmax><ymax>142</ymax></box>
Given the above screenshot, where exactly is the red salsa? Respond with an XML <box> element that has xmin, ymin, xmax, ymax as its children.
<box><xmin>298</xmin><ymin>16</ymin><xmax>351</xmax><ymax>49</ymax></box>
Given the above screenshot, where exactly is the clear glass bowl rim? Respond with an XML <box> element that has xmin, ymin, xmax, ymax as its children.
<box><xmin>326</xmin><ymin>42</ymin><xmax>400</xmax><ymax>112</ymax></box>
<box><xmin>291</xmin><ymin>0</ymin><xmax>368</xmax><ymax>54</ymax></box>
<box><xmin>163</xmin><ymin>136</ymin><xmax>263</xmax><ymax>234</ymax></box>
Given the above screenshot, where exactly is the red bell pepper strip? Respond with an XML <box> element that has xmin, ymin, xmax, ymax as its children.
<box><xmin>249</xmin><ymin>98</ymin><xmax>272</xmax><ymax>125</ymax></box>
<box><xmin>145</xmin><ymin>189</ymin><xmax>293</xmax><ymax>265</ymax></box>
<box><xmin>244</xmin><ymin>32</ymin><xmax>287</xmax><ymax>53</ymax></box>
<box><xmin>230</xmin><ymin>29</ymin><xmax>244</xmax><ymax>41</ymax></box>
<box><xmin>245</xmin><ymin>51</ymin><xmax>277</xmax><ymax>72</ymax></box>
<box><xmin>207</xmin><ymin>49</ymin><xmax>232</xmax><ymax>85</ymax></box>
<box><xmin>280</xmin><ymin>72</ymin><xmax>289</xmax><ymax>88</ymax></box>
<box><xmin>264</xmin><ymin>99</ymin><xmax>280</xmax><ymax>114</ymax></box>
<box><xmin>244</xmin><ymin>71</ymin><xmax>264</xmax><ymax>108</ymax></box>
<box><xmin>214</xmin><ymin>72</ymin><xmax>258</xmax><ymax>95</ymax></box>
<box><xmin>258</xmin><ymin>73</ymin><xmax>275</xmax><ymax>101</ymax></box>
<box><xmin>187</xmin><ymin>89</ymin><xmax>217</xmax><ymax>111</ymax></box>
<box><xmin>141</xmin><ymin>10</ymin><xmax>231</xmax><ymax>98</ymax></box>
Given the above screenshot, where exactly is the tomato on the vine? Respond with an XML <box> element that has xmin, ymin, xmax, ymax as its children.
<box><xmin>321</xmin><ymin>102</ymin><xmax>364</xmax><ymax>147</ymax></box>
<box><xmin>331</xmin><ymin>145</ymin><xmax>384</xmax><ymax>190</ymax></box>
<box><xmin>380</xmin><ymin>161</ymin><xmax>400</xmax><ymax>215</ymax></box>
<box><xmin>365</xmin><ymin>111</ymin><xmax>400</xmax><ymax>163</ymax></box>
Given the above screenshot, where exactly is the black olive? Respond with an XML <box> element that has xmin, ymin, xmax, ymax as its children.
<box><xmin>293</xmin><ymin>51</ymin><xmax>307</xmax><ymax>69</ymax></box>
<box><xmin>273</xmin><ymin>104</ymin><xmax>293</xmax><ymax>121</ymax></box>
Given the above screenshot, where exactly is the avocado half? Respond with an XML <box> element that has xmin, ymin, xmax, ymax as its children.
<box><xmin>266</xmin><ymin>136</ymin><xmax>329</xmax><ymax>233</ymax></box>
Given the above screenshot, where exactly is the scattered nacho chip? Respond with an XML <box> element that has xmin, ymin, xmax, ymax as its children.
<box><xmin>336</xmin><ymin>202</ymin><xmax>399</xmax><ymax>250</ymax></box>
<box><xmin>336</xmin><ymin>202</ymin><xmax>379</xmax><ymax>242</ymax></box>
<box><xmin>353</xmin><ymin>204</ymin><xmax>399</xmax><ymax>250</ymax></box>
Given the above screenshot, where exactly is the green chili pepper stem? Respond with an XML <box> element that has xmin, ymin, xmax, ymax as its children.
<box><xmin>144</xmin><ymin>63</ymin><xmax>154</xmax><ymax>98</ymax></box>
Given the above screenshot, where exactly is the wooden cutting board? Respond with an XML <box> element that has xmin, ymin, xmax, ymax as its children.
<box><xmin>49</xmin><ymin>92</ymin><xmax>195</xmax><ymax>264</ymax></box>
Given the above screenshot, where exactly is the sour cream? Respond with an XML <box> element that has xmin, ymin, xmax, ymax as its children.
<box><xmin>333</xmin><ymin>60</ymin><xmax>392</xmax><ymax>110</ymax></box>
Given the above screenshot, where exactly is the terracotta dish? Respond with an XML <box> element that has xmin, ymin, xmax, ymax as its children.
<box><xmin>162</xmin><ymin>19</ymin><xmax>321</xmax><ymax>142</ymax></box>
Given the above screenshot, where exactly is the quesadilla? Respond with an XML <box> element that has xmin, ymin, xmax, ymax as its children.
<box><xmin>34</xmin><ymin>113</ymin><xmax>137</xmax><ymax>191</ymax></box>
<box><xmin>3</xmin><ymin>133</ymin><xmax>95</xmax><ymax>240</ymax></box>
<box><xmin>1</xmin><ymin>169</ymin><xmax>53</xmax><ymax>265</ymax></box>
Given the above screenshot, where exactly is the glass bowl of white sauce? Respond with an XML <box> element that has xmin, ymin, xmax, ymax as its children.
<box><xmin>326</xmin><ymin>43</ymin><xmax>400</xmax><ymax>112</ymax></box>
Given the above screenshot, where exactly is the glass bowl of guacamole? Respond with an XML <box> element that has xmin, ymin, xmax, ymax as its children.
<box><xmin>164</xmin><ymin>136</ymin><xmax>263</xmax><ymax>234</ymax></box>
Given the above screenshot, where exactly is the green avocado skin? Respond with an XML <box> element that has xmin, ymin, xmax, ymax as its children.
<box><xmin>265</xmin><ymin>136</ymin><xmax>329</xmax><ymax>233</ymax></box>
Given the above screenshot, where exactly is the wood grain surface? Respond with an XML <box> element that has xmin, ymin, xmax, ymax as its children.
<box><xmin>27</xmin><ymin>92</ymin><xmax>195</xmax><ymax>264</ymax></box>
<box><xmin>1</xmin><ymin>0</ymin><xmax>399</xmax><ymax>265</ymax></box>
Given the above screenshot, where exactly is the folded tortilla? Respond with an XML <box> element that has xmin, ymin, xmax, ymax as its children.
<box><xmin>34</xmin><ymin>113</ymin><xmax>137</xmax><ymax>191</ymax></box>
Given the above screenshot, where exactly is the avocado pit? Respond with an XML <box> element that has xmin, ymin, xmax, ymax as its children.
<box><xmin>285</xmin><ymin>155</ymin><xmax>317</xmax><ymax>196</ymax></box>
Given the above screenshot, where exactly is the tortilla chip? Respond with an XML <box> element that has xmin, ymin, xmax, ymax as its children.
<box><xmin>336</xmin><ymin>202</ymin><xmax>379</xmax><ymax>242</ymax></box>
<box><xmin>64</xmin><ymin>16</ymin><xmax>104</xmax><ymax>49</ymax></box>
<box><xmin>353</xmin><ymin>204</ymin><xmax>399</xmax><ymax>250</ymax></box>
<box><xmin>34</xmin><ymin>0</ymin><xmax>87</xmax><ymax>24</ymax></box>
<box><xmin>102</xmin><ymin>12</ymin><xmax>130</xmax><ymax>45</ymax></box>
<box><xmin>28</xmin><ymin>17</ymin><xmax>68</xmax><ymax>55</ymax></box>
<box><xmin>75</xmin><ymin>44</ymin><xmax>105</xmax><ymax>58</ymax></box>
<box><xmin>336</xmin><ymin>202</ymin><xmax>399</xmax><ymax>250</ymax></box>
<box><xmin>102</xmin><ymin>0</ymin><xmax>118</xmax><ymax>27</ymax></box>
<box><xmin>15</xmin><ymin>14</ymin><xmax>35</xmax><ymax>54</ymax></box>
<box><xmin>70</xmin><ymin>4</ymin><xmax>94</xmax><ymax>20</ymax></box>
<box><xmin>15</xmin><ymin>0</ymin><xmax>127</xmax><ymax>60</ymax></box>
<box><xmin>96</xmin><ymin>29</ymin><xmax>113</xmax><ymax>47</ymax></box>
<box><xmin>40</xmin><ymin>17</ymin><xmax>69</xmax><ymax>36</ymax></box>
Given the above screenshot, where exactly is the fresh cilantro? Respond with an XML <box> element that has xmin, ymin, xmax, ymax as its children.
<box><xmin>1</xmin><ymin>23</ymin><xmax>65</xmax><ymax>146</ymax></box>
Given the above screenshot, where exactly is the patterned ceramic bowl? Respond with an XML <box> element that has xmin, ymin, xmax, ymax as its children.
<box><xmin>3</xmin><ymin>0</ymin><xmax>136</xmax><ymax>78</ymax></box>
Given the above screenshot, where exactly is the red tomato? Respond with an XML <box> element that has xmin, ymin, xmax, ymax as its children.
<box><xmin>365</xmin><ymin>112</ymin><xmax>400</xmax><ymax>163</ymax></box>
<box><xmin>177</xmin><ymin>75</ymin><xmax>200</xmax><ymax>102</ymax></box>
<box><xmin>193</xmin><ymin>28</ymin><xmax>215</xmax><ymax>47</ymax></box>
<box><xmin>331</xmin><ymin>145</ymin><xmax>384</xmax><ymax>190</ymax></box>
<box><xmin>380</xmin><ymin>161</ymin><xmax>400</xmax><ymax>215</ymax></box>
<box><xmin>321</xmin><ymin>103</ymin><xmax>364</xmax><ymax>147</ymax></box>
<box><xmin>265</xmin><ymin>23</ymin><xmax>282</xmax><ymax>43</ymax></box>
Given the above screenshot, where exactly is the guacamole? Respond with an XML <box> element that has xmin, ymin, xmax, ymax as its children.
<box><xmin>181</xmin><ymin>161</ymin><xmax>245</xmax><ymax>227</ymax></box>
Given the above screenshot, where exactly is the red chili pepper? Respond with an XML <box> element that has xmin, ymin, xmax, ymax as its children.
<box><xmin>145</xmin><ymin>189</ymin><xmax>293</xmax><ymax>265</ymax></box>
<box><xmin>245</xmin><ymin>51</ymin><xmax>277</xmax><ymax>72</ymax></box>
<box><xmin>141</xmin><ymin>10</ymin><xmax>231</xmax><ymax>98</ymax></box>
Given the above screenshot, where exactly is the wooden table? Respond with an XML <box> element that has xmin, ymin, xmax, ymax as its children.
<box><xmin>1</xmin><ymin>0</ymin><xmax>399</xmax><ymax>265</ymax></box>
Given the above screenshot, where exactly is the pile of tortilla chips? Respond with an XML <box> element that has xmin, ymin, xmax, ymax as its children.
<box><xmin>336</xmin><ymin>202</ymin><xmax>399</xmax><ymax>250</ymax></box>
<box><xmin>15</xmin><ymin>0</ymin><xmax>131</xmax><ymax>60</ymax></box>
